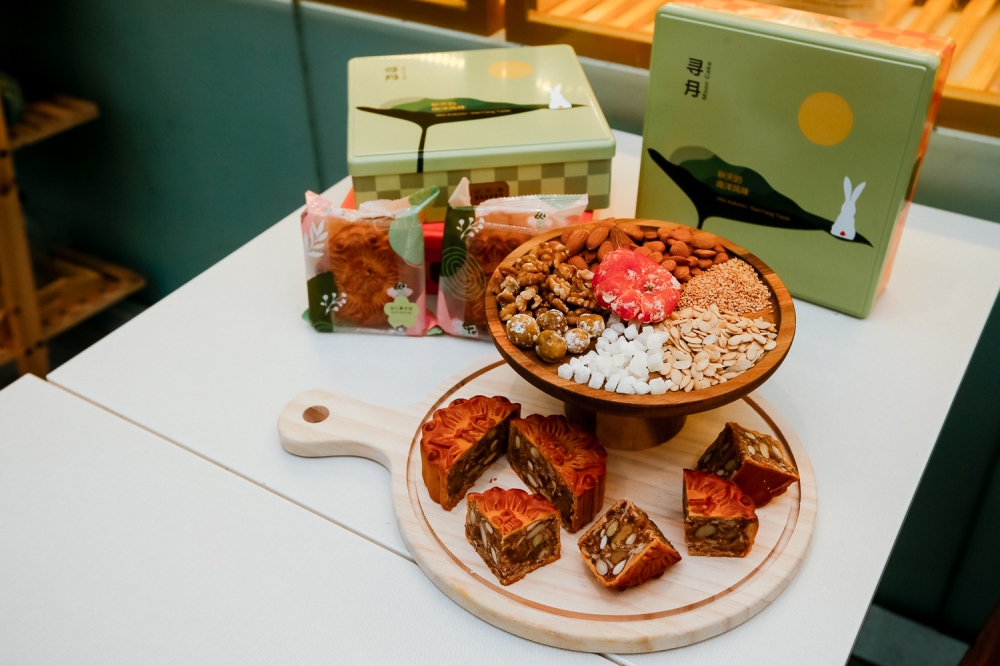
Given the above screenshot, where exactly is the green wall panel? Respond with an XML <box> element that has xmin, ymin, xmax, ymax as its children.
<box><xmin>1</xmin><ymin>0</ymin><xmax>320</xmax><ymax>301</ymax></box>
<box><xmin>874</xmin><ymin>293</ymin><xmax>1000</xmax><ymax>640</ymax></box>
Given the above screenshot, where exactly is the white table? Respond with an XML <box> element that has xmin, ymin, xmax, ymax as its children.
<box><xmin>48</xmin><ymin>130</ymin><xmax>1000</xmax><ymax>665</ymax></box>
<box><xmin>0</xmin><ymin>375</ymin><xmax>605</xmax><ymax>665</ymax></box>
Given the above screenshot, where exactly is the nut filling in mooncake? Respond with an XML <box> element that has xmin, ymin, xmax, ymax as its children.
<box><xmin>508</xmin><ymin>414</ymin><xmax>607</xmax><ymax>533</ymax></box>
<box><xmin>466</xmin><ymin>487</ymin><xmax>561</xmax><ymax>586</ymax></box>
<box><xmin>697</xmin><ymin>422</ymin><xmax>799</xmax><ymax>507</ymax></box>
<box><xmin>420</xmin><ymin>396</ymin><xmax>521</xmax><ymax>511</ymax></box>
<box><xmin>683</xmin><ymin>469</ymin><xmax>759</xmax><ymax>558</ymax></box>
<box><xmin>578</xmin><ymin>498</ymin><xmax>681</xmax><ymax>590</ymax></box>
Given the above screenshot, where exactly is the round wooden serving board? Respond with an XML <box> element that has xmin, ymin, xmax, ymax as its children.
<box><xmin>486</xmin><ymin>219</ymin><xmax>796</xmax><ymax>419</ymax></box>
<box><xmin>278</xmin><ymin>358</ymin><xmax>816</xmax><ymax>654</ymax></box>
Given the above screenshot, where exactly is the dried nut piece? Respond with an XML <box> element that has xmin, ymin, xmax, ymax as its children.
<box><xmin>669</xmin><ymin>227</ymin><xmax>693</xmax><ymax>243</ymax></box>
<box><xmin>506</xmin><ymin>314</ymin><xmax>539</xmax><ymax>348</ymax></box>
<box><xmin>536</xmin><ymin>309</ymin><xmax>567</xmax><ymax>332</ymax></box>
<box><xmin>692</xmin><ymin>232</ymin><xmax>720</xmax><ymax>250</ymax></box>
<box><xmin>617</xmin><ymin>222</ymin><xmax>645</xmax><ymax>242</ymax></box>
<box><xmin>609</xmin><ymin>227</ymin><xmax>636</xmax><ymax>249</ymax></box>
<box><xmin>535</xmin><ymin>329</ymin><xmax>567</xmax><ymax>363</ymax></box>
<box><xmin>669</xmin><ymin>241</ymin><xmax>691</xmax><ymax>258</ymax></box>
<box><xmin>565</xmin><ymin>228</ymin><xmax>589</xmax><ymax>256</ymax></box>
<box><xmin>597</xmin><ymin>240</ymin><xmax>614</xmax><ymax>260</ymax></box>
<box><xmin>587</xmin><ymin>226</ymin><xmax>610</xmax><ymax>250</ymax></box>
<box><xmin>646</xmin><ymin>240</ymin><xmax>666</xmax><ymax>253</ymax></box>
<box><xmin>567</xmin><ymin>255</ymin><xmax>589</xmax><ymax>271</ymax></box>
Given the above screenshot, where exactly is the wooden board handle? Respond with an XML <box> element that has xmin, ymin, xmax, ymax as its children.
<box><xmin>278</xmin><ymin>388</ymin><xmax>423</xmax><ymax>473</ymax></box>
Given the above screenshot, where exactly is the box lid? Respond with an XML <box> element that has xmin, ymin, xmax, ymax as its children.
<box><xmin>637</xmin><ymin>0</ymin><xmax>952</xmax><ymax>316</ymax></box>
<box><xmin>348</xmin><ymin>45</ymin><xmax>616</xmax><ymax>176</ymax></box>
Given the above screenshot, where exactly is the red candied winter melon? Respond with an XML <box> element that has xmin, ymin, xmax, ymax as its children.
<box><xmin>592</xmin><ymin>248</ymin><xmax>681</xmax><ymax>323</ymax></box>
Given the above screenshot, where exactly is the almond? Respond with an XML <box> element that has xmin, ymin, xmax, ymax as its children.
<box><xmin>692</xmin><ymin>232</ymin><xmax>719</xmax><ymax>250</ymax></box>
<box><xmin>567</xmin><ymin>255</ymin><xmax>589</xmax><ymax>271</ymax></box>
<box><xmin>713</xmin><ymin>244</ymin><xmax>727</xmax><ymax>253</ymax></box>
<box><xmin>586</xmin><ymin>226</ymin><xmax>610</xmax><ymax>250</ymax></box>
<box><xmin>657</xmin><ymin>227</ymin><xmax>673</xmax><ymax>243</ymax></box>
<box><xmin>661</xmin><ymin>259</ymin><xmax>677</xmax><ymax>271</ymax></box>
<box><xmin>649</xmin><ymin>251</ymin><xmax>663</xmax><ymax>263</ymax></box>
<box><xmin>693</xmin><ymin>248</ymin><xmax>717</xmax><ymax>258</ymax></box>
<box><xmin>597</xmin><ymin>240</ymin><xmax>614</xmax><ymax>260</ymax></box>
<box><xmin>669</xmin><ymin>227</ymin><xmax>693</xmax><ymax>243</ymax></box>
<box><xmin>560</xmin><ymin>226</ymin><xmax>574</xmax><ymax>245</ymax></box>
<box><xmin>714</xmin><ymin>252</ymin><xmax>729</xmax><ymax>264</ymax></box>
<box><xmin>598</xmin><ymin>217</ymin><xmax>616</xmax><ymax>228</ymax></box>
<box><xmin>643</xmin><ymin>230</ymin><xmax>658</xmax><ymax>240</ymax></box>
<box><xmin>645</xmin><ymin>240</ymin><xmax>666</xmax><ymax>253</ymax></box>
<box><xmin>565</xmin><ymin>228</ymin><xmax>588</xmax><ymax>256</ymax></box>
<box><xmin>690</xmin><ymin>267</ymin><xmax>702</xmax><ymax>276</ymax></box>
<box><xmin>669</xmin><ymin>241</ymin><xmax>691</xmax><ymax>258</ymax></box>
<box><xmin>698</xmin><ymin>258</ymin><xmax>713</xmax><ymax>269</ymax></box>
<box><xmin>617</xmin><ymin>222</ymin><xmax>645</xmax><ymax>242</ymax></box>
<box><xmin>635</xmin><ymin>245</ymin><xmax>653</xmax><ymax>257</ymax></box>
<box><xmin>610</xmin><ymin>227</ymin><xmax>636</xmax><ymax>249</ymax></box>
<box><xmin>583</xmin><ymin>249</ymin><xmax>598</xmax><ymax>263</ymax></box>
<box><xmin>673</xmin><ymin>265</ymin><xmax>690</xmax><ymax>281</ymax></box>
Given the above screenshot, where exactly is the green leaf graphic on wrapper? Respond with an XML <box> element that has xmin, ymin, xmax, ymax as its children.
<box><xmin>306</xmin><ymin>271</ymin><xmax>337</xmax><ymax>333</ymax></box>
<box><xmin>387</xmin><ymin>186</ymin><xmax>437</xmax><ymax>266</ymax></box>
<box><xmin>647</xmin><ymin>147</ymin><xmax>873</xmax><ymax>246</ymax></box>
<box><xmin>358</xmin><ymin>97</ymin><xmax>581</xmax><ymax>173</ymax></box>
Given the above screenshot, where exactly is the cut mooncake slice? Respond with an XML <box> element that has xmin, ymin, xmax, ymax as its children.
<box><xmin>683</xmin><ymin>469</ymin><xmax>759</xmax><ymax>557</ymax></box>
<box><xmin>420</xmin><ymin>396</ymin><xmax>521</xmax><ymax>511</ymax></box>
<box><xmin>697</xmin><ymin>422</ymin><xmax>799</xmax><ymax>507</ymax></box>
<box><xmin>578</xmin><ymin>498</ymin><xmax>681</xmax><ymax>590</ymax></box>
<box><xmin>466</xmin><ymin>487</ymin><xmax>561</xmax><ymax>586</ymax></box>
<box><xmin>508</xmin><ymin>414</ymin><xmax>607</xmax><ymax>532</ymax></box>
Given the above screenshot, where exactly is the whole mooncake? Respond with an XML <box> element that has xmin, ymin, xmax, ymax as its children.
<box><xmin>466</xmin><ymin>487</ymin><xmax>561</xmax><ymax>586</ymax></box>
<box><xmin>420</xmin><ymin>396</ymin><xmax>521</xmax><ymax>511</ymax></box>
<box><xmin>508</xmin><ymin>414</ymin><xmax>607</xmax><ymax>532</ymax></box>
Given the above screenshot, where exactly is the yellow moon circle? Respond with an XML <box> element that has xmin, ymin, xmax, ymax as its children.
<box><xmin>488</xmin><ymin>60</ymin><xmax>534</xmax><ymax>79</ymax></box>
<box><xmin>798</xmin><ymin>92</ymin><xmax>853</xmax><ymax>146</ymax></box>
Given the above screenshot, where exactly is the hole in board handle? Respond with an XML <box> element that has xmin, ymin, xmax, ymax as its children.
<box><xmin>302</xmin><ymin>405</ymin><xmax>329</xmax><ymax>423</ymax></box>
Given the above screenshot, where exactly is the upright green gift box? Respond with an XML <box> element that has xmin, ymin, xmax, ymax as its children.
<box><xmin>637</xmin><ymin>0</ymin><xmax>953</xmax><ymax>317</ymax></box>
<box><xmin>348</xmin><ymin>45</ymin><xmax>616</xmax><ymax>220</ymax></box>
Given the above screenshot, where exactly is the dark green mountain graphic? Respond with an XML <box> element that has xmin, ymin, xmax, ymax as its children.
<box><xmin>648</xmin><ymin>147</ymin><xmax>872</xmax><ymax>246</ymax></box>
<box><xmin>358</xmin><ymin>97</ymin><xmax>580</xmax><ymax>173</ymax></box>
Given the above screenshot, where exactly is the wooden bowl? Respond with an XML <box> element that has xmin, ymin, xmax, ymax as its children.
<box><xmin>485</xmin><ymin>219</ymin><xmax>795</xmax><ymax>420</ymax></box>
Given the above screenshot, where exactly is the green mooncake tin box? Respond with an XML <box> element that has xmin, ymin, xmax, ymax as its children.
<box><xmin>637</xmin><ymin>0</ymin><xmax>954</xmax><ymax>317</ymax></box>
<box><xmin>348</xmin><ymin>45</ymin><xmax>616</xmax><ymax>220</ymax></box>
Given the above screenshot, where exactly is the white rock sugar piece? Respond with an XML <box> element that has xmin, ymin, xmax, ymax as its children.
<box><xmin>588</xmin><ymin>371</ymin><xmax>605</xmax><ymax>389</ymax></box>
<box><xmin>596</xmin><ymin>357</ymin><xmax>612</xmax><ymax>375</ymax></box>
<box><xmin>603</xmin><ymin>329</ymin><xmax>619</xmax><ymax>343</ymax></box>
<box><xmin>619</xmin><ymin>341</ymin><xmax>636</xmax><ymax>358</ymax></box>
<box><xmin>608</xmin><ymin>313</ymin><xmax>622</xmax><ymax>327</ymax></box>
<box><xmin>649</xmin><ymin>377</ymin><xmax>667</xmax><ymax>394</ymax></box>
<box><xmin>611</xmin><ymin>354</ymin><xmax>626</xmax><ymax>368</ymax></box>
<box><xmin>604</xmin><ymin>374</ymin><xmax>621</xmax><ymax>392</ymax></box>
<box><xmin>623</xmin><ymin>324</ymin><xmax>638</xmax><ymax>340</ymax></box>
<box><xmin>610</xmin><ymin>322</ymin><xmax>625</xmax><ymax>334</ymax></box>
<box><xmin>574</xmin><ymin>366</ymin><xmax>591</xmax><ymax>384</ymax></box>
<box><xmin>616</xmin><ymin>375</ymin><xmax>636</xmax><ymax>394</ymax></box>
<box><xmin>634</xmin><ymin>381</ymin><xmax>650</xmax><ymax>395</ymax></box>
<box><xmin>557</xmin><ymin>364</ymin><xmax>574</xmax><ymax>380</ymax></box>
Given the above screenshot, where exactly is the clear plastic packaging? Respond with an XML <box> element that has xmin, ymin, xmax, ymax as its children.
<box><xmin>437</xmin><ymin>178</ymin><xmax>587</xmax><ymax>339</ymax></box>
<box><xmin>301</xmin><ymin>187</ymin><xmax>438</xmax><ymax>335</ymax></box>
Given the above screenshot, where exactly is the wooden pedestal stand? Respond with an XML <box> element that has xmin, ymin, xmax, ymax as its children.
<box><xmin>485</xmin><ymin>219</ymin><xmax>796</xmax><ymax>451</ymax></box>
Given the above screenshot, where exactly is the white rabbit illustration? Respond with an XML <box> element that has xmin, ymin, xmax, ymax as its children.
<box><xmin>830</xmin><ymin>176</ymin><xmax>865</xmax><ymax>241</ymax></box>
<box><xmin>546</xmin><ymin>84</ymin><xmax>571</xmax><ymax>109</ymax></box>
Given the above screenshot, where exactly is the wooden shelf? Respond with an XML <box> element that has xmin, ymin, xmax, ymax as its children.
<box><xmin>312</xmin><ymin>0</ymin><xmax>503</xmax><ymax>35</ymax></box>
<box><xmin>36</xmin><ymin>249</ymin><xmax>145</xmax><ymax>340</ymax></box>
<box><xmin>8</xmin><ymin>96</ymin><xmax>99</xmax><ymax>151</ymax></box>
<box><xmin>507</xmin><ymin>0</ymin><xmax>1000</xmax><ymax>137</ymax></box>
